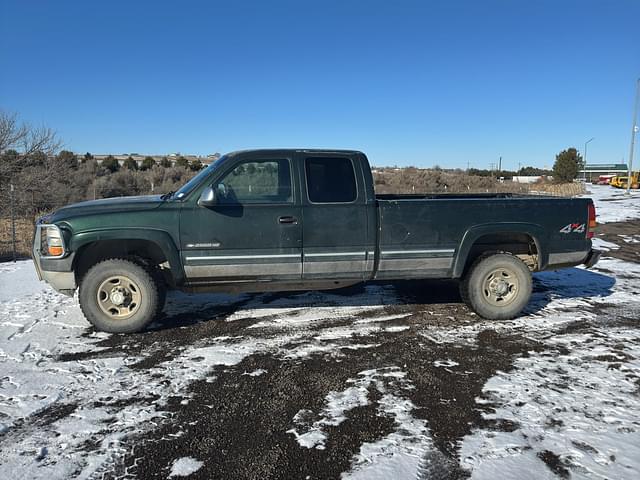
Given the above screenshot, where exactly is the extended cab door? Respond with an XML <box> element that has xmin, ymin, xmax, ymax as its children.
<box><xmin>179</xmin><ymin>153</ymin><xmax>302</xmax><ymax>284</ymax></box>
<box><xmin>298</xmin><ymin>152</ymin><xmax>375</xmax><ymax>280</ymax></box>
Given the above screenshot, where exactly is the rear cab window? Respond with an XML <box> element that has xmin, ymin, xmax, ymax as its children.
<box><xmin>305</xmin><ymin>157</ymin><xmax>357</xmax><ymax>203</ymax></box>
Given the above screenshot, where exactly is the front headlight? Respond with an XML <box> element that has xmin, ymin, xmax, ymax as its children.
<box><xmin>40</xmin><ymin>225</ymin><xmax>65</xmax><ymax>257</ymax></box>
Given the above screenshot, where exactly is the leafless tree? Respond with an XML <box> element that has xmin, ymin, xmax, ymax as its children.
<box><xmin>20</xmin><ymin>124</ymin><xmax>62</xmax><ymax>156</ymax></box>
<box><xmin>0</xmin><ymin>110</ymin><xmax>63</xmax><ymax>181</ymax></box>
<box><xmin>1</xmin><ymin>110</ymin><xmax>62</xmax><ymax>155</ymax></box>
<box><xmin>0</xmin><ymin>111</ymin><xmax>29</xmax><ymax>153</ymax></box>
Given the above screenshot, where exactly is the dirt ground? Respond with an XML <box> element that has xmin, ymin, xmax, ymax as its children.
<box><xmin>595</xmin><ymin>220</ymin><xmax>640</xmax><ymax>264</ymax></box>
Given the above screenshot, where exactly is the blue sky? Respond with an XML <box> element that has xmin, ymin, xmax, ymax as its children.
<box><xmin>1</xmin><ymin>0</ymin><xmax>638</xmax><ymax>169</ymax></box>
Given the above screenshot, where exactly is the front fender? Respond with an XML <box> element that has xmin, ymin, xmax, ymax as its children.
<box><xmin>452</xmin><ymin>222</ymin><xmax>547</xmax><ymax>278</ymax></box>
<box><xmin>69</xmin><ymin>227</ymin><xmax>185</xmax><ymax>285</ymax></box>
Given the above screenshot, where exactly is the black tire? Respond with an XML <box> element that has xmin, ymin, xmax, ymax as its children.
<box><xmin>128</xmin><ymin>256</ymin><xmax>167</xmax><ymax>313</ymax></box>
<box><xmin>79</xmin><ymin>258</ymin><xmax>161</xmax><ymax>333</ymax></box>
<box><xmin>150</xmin><ymin>267</ymin><xmax>167</xmax><ymax>313</ymax></box>
<box><xmin>460</xmin><ymin>253</ymin><xmax>532</xmax><ymax>320</ymax></box>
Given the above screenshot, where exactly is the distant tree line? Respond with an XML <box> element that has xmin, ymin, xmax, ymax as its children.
<box><xmin>467</xmin><ymin>150</ymin><xmax>580</xmax><ymax>182</ymax></box>
<box><xmin>99</xmin><ymin>154</ymin><xmax>203</xmax><ymax>173</ymax></box>
<box><xmin>381</xmin><ymin>159</ymin><xmax>570</xmax><ymax>181</ymax></box>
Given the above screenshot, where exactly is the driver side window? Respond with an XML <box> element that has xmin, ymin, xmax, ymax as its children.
<box><xmin>215</xmin><ymin>159</ymin><xmax>292</xmax><ymax>205</ymax></box>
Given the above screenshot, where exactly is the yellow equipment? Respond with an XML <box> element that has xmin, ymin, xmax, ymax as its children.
<box><xmin>610</xmin><ymin>175</ymin><xmax>624</xmax><ymax>188</ymax></box>
<box><xmin>610</xmin><ymin>172</ymin><xmax>639</xmax><ymax>189</ymax></box>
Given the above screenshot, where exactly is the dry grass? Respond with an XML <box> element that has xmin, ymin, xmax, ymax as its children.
<box><xmin>0</xmin><ymin>217</ymin><xmax>35</xmax><ymax>260</ymax></box>
<box><xmin>528</xmin><ymin>181</ymin><xmax>586</xmax><ymax>196</ymax></box>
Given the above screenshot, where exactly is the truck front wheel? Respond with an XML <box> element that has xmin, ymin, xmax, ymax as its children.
<box><xmin>79</xmin><ymin>259</ymin><xmax>161</xmax><ymax>333</ymax></box>
<box><xmin>460</xmin><ymin>253</ymin><xmax>532</xmax><ymax>320</ymax></box>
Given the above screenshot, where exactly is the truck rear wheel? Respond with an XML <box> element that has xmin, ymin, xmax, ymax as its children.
<box><xmin>460</xmin><ymin>253</ymin><xmax>532</xmax><ymax>320</ymax></box>
<box><xmin>79</xmin><ymin>258</ymin><xmax>161</xmax><ymax>333</ymax></box>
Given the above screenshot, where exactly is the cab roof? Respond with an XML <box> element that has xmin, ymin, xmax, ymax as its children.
<box><xmin>225</xmin><ymin>148</ymin><xmax>364</xmax><ymax>157</ymax></box>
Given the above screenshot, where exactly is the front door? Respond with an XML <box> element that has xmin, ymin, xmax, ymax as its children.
<box><xmin>299</xmin><ymin>153</ymin><xmax>371</xmax><ymax>280</ymax></box>
<box><xmin>180</xmin><ymin>155</ymin><xmax>302</xmax><ymax>284</ymax></box>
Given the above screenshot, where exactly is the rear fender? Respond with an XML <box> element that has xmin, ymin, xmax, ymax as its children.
<box><xmin>452</xmin><ymin>222</ymin><xmax>546</xmax><ymax>278</ymax></box>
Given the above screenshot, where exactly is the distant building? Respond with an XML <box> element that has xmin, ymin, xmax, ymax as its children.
<box><xmin>512</xmin><ymin>175</ymin><xmax>547</xmax><ymax>184</ymax></box>
<box><xmin>580</xmin><ymin>163</ymin><xmax>628</xmax><ymax>182</ymax></box>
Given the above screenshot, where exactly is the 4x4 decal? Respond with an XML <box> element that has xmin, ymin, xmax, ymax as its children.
<box><xmin>559</xmin><ymin>223</ymin><xmax>586</xmax><ymax>234</ymax></box>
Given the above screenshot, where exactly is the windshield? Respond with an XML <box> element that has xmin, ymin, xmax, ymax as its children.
<box><xmin>174</xmin><ymin>158</ymin><xmax>223</xmax><ymax>199</ymax></box>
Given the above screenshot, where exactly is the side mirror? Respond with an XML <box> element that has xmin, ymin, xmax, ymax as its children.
<box><xmin>198</xmin><ymin>186</ymin><xmax>217</xmax><ymax>207</ymax></box>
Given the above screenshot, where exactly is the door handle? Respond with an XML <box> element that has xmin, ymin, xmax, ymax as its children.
<box><xmin>278</xmin><ymin>216</ymin><xmax>298</xmax><ymax>225</ymax></box>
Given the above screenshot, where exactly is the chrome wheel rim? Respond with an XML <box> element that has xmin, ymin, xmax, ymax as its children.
<box><xmin>482</xmin><ymin>268</ymin><xmax>519</xmax><ymax>306</ymax></box>
<box><xmin>96</xmin><ymin>275</ymin><xmax>142</xmax><ymax>319</ymax></box>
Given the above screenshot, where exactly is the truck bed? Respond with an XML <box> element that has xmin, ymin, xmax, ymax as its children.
<box><xmin>374</xmin><ymin>194</ymin><xmax>592</xmax><ymax>280</ymax></box>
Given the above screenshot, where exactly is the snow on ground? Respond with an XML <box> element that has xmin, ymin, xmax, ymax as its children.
<box><xmin>460</xmin><ymin>327</ymin><xmax>640</xmax><ymax>479</ymax></box>
<box><xmin>584</xmin><ymin>184</ymin><xmax>640</xmax><ymax>224</ymax></box>
<box><xmin>0</xmin><ymin>183</ymin><xmax>638</xmax><ymax>479</ymax></box>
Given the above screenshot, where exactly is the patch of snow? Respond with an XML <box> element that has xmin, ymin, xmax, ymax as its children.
<box><xmin>242</xmin><ymin>368</ymin><xmax>267</xmax><ymax>377</ymax></box>
<box><xmin>288</xmin><ymin>365</ymin><xmax>440</xmax><ymax>479</ymax></box>
<box><xmin>344</xmin><ymin>394</ymin><xmax>432</xmax><ymax>480</ymax></box>
<box><xmin>247</xmin><ymin>305</ymin><xmax>385</xmax><ymax>330</ymax></box>
<box><xmin>592</xmin><ymin>237</ymin><xmax>620</xmax><ymax>251</ymax></box>
<box><xmin>288</xmin><ymin>385</ymin><xmax>370</xmax><ymax>449</ymax></box>
<box><xmin>383</xmin><ymin>325</ymin><xmax>410</xmax><ymax>333</ymax></box>
<box><xmin>433</xmin><ymin>359</ymin><xmax>460</xmax><ymax>368</ymax></box>
<box><xmin>354</xmin><ymin>313</ymin><xmax>413</xmax><ymax>324</ymax></box>
<box><xmin>0</xmin><ymin>261</ymin><xmax>49</xmax><ymax>302</ymax></box>
<box><xmin>342</xmin><ymin>369</ymin><xmax>439</xmax><ymax>480</ymax></box>
<box><xmin>619</xmin><ymin>234</ymin><xmax>640</xmax><ymax>244</ymax></box>
<box><xmin>169</xmin><ymin>457</ymin><xmax>204</xmax><ymax>477</ymax></box>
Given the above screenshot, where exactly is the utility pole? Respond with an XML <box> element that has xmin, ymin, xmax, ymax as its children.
<box><xmin>583</xmin><ymin>137</ymin><xmax>594</xmax><ymax>181</ymax></box>
<box><xmin>627</xmin><ymin>78</ymin><xmax>640</xmax><ymax>195</ymax></box>
<box><xmin>10</xmin><ymin>183</ymin><xmax>16</xmax><ymax>262</ymax></box>
<box><xmin>498</xmin><ymin>156</ymin><xmax>502</xmax><ymax>173</ymax></box>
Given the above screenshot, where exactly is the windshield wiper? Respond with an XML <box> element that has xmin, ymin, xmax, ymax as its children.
<box><xmin>160</xmin><ymin>191</ymin><xmax>175</xmax><ymax>201</ymax></box>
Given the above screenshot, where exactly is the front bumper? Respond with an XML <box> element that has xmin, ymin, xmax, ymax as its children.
<box><xmin>583</xmin><ymin>249</ymin><xmax>602</xmax><ymax>269</ymax></box>
<box><xmin>32</xmin><ymin>224</ymin><xmax>77</xmax><ymax>296</ymax></box>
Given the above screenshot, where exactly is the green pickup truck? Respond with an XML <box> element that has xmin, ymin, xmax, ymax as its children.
<box><xmin>33</xmin><ymin>149</ymin><xmax>600</xmax><ymax>333</ymax></box>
